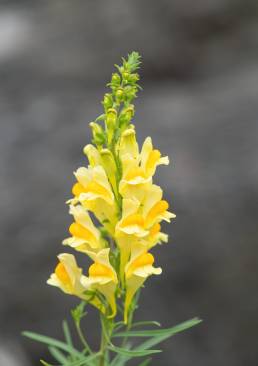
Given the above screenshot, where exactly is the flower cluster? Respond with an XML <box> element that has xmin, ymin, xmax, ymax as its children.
<box><xmin>47</xmin><ymin>52</ymin><xmax>175</xmax><ymax>323</ymax></box>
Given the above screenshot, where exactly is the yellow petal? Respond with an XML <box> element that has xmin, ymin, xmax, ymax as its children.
<box><xmin>119</xmin><ymin>128</ymin><xmax>139</xmax><ymax>159</ymax></box>
<box><xmin>83</xmin><ymin>144</ymin><xmax>102</xmax><ymax>167</ymax></box>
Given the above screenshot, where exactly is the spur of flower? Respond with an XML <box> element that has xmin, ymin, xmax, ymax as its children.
<box><xmin>23</xmin><ymin>52</ymin><xmax>201</xmax><ymax>366</ymax></box>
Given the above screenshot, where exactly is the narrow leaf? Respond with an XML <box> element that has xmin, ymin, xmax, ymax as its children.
<box><xmin>131</xmin><ymin>321</ymin><xmax>161</xmax><ymax>329</ymax></box>
<box><xmin>22</xmin><ymin>331</ymin><xmax>82</xmax><ymax>357</ymax></box>
<box><xmin>109</xmin><ymin>345</ymin><xmax>161</xmax><ymax>358</ymax></box>
<box><xmin>48</xmin><ymin>346</ymin><xmax>68</xmax><ymax>364</ymax></box>
<box><xmin>63</xmin><ymin>320</ymin><xmax>74</xmax><ymax>348</ymax></box>
<box><xmin>110</xmin><ymin>344</ymin><xmax>132</xmax><ymax>366</ymax></box>
<box><xmin>136</xmin><ymin>318</ymin><xmax>202</xmax><ymax>351</ymax></box>
<box><xmin>113</xmin><ymin>318</ymin><xmax>202</xmax><ymax>338</ymax></box>
<box><xmin>40</xmin><ymin>361</ymin><xmax>53</xmax><ymax>366</ymax></box>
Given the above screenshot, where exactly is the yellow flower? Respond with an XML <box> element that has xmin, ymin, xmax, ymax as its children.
<box><xmin>140</xmin><ymin>137</ymin><xmax>169</xmax><ymax>177</ymax></box>
<box><xmin>84</xmin><ymin>144</ymin><xmax>118</xmax><ymax>195</ymax></box>
<box><xmin>116</xmin><ymin>185</ymin><xmax>175</xmax><ymax>240</ymax></box>
<box><xmin>71</xmin><ymin>165</ymin><xmax>117</xmax><ymax>233</ymax></box>
<box><xmin>119</xmin><ymin>131</ymin><xmax>169</xmax><ymax>199</ymax></box>
<box><xmin>141</xmin><ymin>184</ymin><xmax>175</xmax><ymax>228</ymax></box>
<box><xmin>115</xmin><ymin>185</ymin><xmax>174</xmax><ymax>277</ymax></box>
<box><xmin>81</xmin><ymin>248</ymin><xmax>118</xmax><ymax>318</ymax></box>
<box><xmin>63</xmin><ymin>205</ymin><xmax>105</xmax><ymax>253</ymax></box>
<box><xmin>124</xmin><ymin>244</ymin><xmax>162</xmax><ymax>323</ymax></box>
<box><xmin>116</xmin><ymin>198</ymin><xmax>149</xmax><ymax>238</ymax></box>
<box><xmin>47</xmin><ymin>253</ymin><xmax>88</xmax><ymax>298</ymax></box>
<box><xmin>73</xmin><ymin>166</ymin><xmax>114</xmax><ymax>205</ymax></box>
<box><xmin>119</xmin><ymin>128</ymin><xmax>139</xmax><ymax>160</ymax></box>
<box><xmin>83</xmin><ymin>144</ymin><xmax>102</xmax><ymax>167</ymax></box>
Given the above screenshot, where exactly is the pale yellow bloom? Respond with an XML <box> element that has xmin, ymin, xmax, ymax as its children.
<box><xmin>73</xmin><ymin>166</ymin><xmax>114</xmax><ymax>205</ymax></box>
<box><xmin>119</xmin><ymin>128</ymin><xmax>139</xmax><ymax>160</ymax></box>
<box><xmin>47</xmin><ymin>253</ymin><xmax>88</xmax><ymax>298</ymax></box>
<box><xmin>116</xmin><ymin>198</ymin><xmax>149</xmax><ymax>238</ymax></box>
<box><xmin>124</xmin><ymin>244</ymin><xmax>162</xmax><ymax>323</ymax></box>
<box><xmin>81</xmin><ymin>248</ymin><xmax>118</xmax><ymax>317</ymax></box>
<box><xmin>84</xmin><ymin>144</ymin><xmax>118</xmax><ymax>195</ymax></box>
<box><xmin>71</xmin><ymin>166</ymin><xmax>117</xmax><ymax>233</ymax></box>
<box><xmin>63</xmin><ymin>205</ymin><xmax>105</xmax><ymax>253</ymax></box>
<box><xmin>116</xmin><ymin>185</ymin><xmax>175</xmax><ymax>239</ymax></box>
<box><xmin>115</xmin><ymin>185</ymin><xmax>174</xmax><ymax>277</ymax></box>
<box><xmin>83</xmin><ymin>144</ymin><xmax>102</xmax><ymax>167</ymax></box>
<box><xmin>119</xmin><ymin>131</ymin><xmax>169</xmax><ymax>199</ymax></box>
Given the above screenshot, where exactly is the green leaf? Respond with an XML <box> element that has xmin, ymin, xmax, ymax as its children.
<box><xmin>48</xmin><ymin>346</ymin><xmax>68</xmax><ymax>364</ymax></box>
<box><xmin>63</xmin><ymin>321</ymin><xmax>74</xmax><ymax>349</ymax></box>
<box><xmin>136</xmin><ymin>318</ymin><xmax>202</xmax><ymax>352</ymax></box>
<box><xmin>113</xmin><ymin>318</ymin><xmax>202</xmax><ymax>338</ymax></box>
<box><xmin>131</xmin><ymin>321</ymin><xmax>161</xmax><ymax>329</ymax></box>
<box><xmin>22</xmin><ymin>331</ymin><xmax>82</xmax><ymax>358</ymax></box>
<box><xmin>40</xmin><ymin>361</ymin><xmax>53</xmax><ymax>366</ymax></box>
<box><xmin>67</xmin><ymin>352</ymin><xmax>100</xmax><ymax>366</ymax></box>
<box><xmin>40</xmin><ymin>355</ymin><xmax>98</xmax><ymax>366</ymax></box>
<box><xmin>109</xmin><ymin>345</ymin><xmax>161</xmax><ymax>358</ymax></box>
<box><xmin>110</xmin><ymin>343</ymin><xmax>132</xmax><ymax>366</ymax></box>
<box><xmin>111</xmin><ymin>317</ymin><xmax>202</xmax><ymax>366</ymax></box>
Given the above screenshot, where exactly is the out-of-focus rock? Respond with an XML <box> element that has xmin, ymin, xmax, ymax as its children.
<box><xmin>0</xmin><ymin>341</ymin><xmax>29</xmax><ymax>366</ymax></box>
<box><xmin>1</xmin><ymin>1</ymin><xmax>258</xmax><ymax>366</ymax></box>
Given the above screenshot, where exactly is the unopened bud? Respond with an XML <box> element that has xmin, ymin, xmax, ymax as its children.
<box><xmin>111</xmin><ymin>73</ymin><xmax>121</xmax><ymax>85</ymax></box>
<box><xmin>103</xmin><ymin>93</ymin><xmax>113</xmax><ymax>110</ymax></box>
<box><xmin>128</xmin><ymin>73</ymin><xmax>139</xmax><ymax>83</ymax></box>
<box><xmin>116</xmin><ymin>88</ymin><xmax>124</xmax><ymax>102</ymax></box>
<box><xmin>124</xmin><ymin>86</ymin><xmax>137</xmax><ymax>101</ymax></box>
<box><xmin>119</xmin><ymin>105</ymin><xmax>135</xmax><ymax>128</ymax></box>
<box><xmin>122</xmin><ymin>71</ymin><xmax>130</xmax><ymax>81</ymax></box>
<box><xmin>90</xmin><ymin>122</ymin><xmax>105</xmax><ymax>146</ymax></box>
<box><xmin>106</xmin><ymin>108</ymin><xmax>117</xmax><ymax>145</ymax></box>
<box><xmin>106</xmin><ymin>108</ymin><xmax>117</xmax><ymax>130</ymax></box>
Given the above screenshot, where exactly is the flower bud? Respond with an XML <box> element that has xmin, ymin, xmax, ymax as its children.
<box><xmin>124</xmin><ymin>86</ymin><xmax>137</xmax><ymax>101</ymax></box>
<box><xmin>128</xmin><ymin>73</ymin><xmax>139</xmax><ymax>83</ymax></box>
<box><xmin>115</xmin><ymin>88</ymin><xmax>124</xmax><ymax>102</ymax></box>
<box><xmin>119</xmin><ymin>105</ymin><xmax>135</xmax><ymax>129</ymax></box>
<box><xmin>106</xmin><ymin>108</ymin><xmax>117</xmax><ymax>145</ymax></box>
<box><xmin>122</xmin><ymin>71</ymin><xmax>130</xmax><ymax>82</ymax></box>
<box><xmin>106</xmin><ymin>108</ymin><xmax>117</xmax><ymax>130</ymax></box>
<box><xmin>89</xmin><ymin>122</ymin><xmax>106</xmax><ymax>146</ymax></box>
<box><xmin>102</xmin><ymin>93</ymin><xmax>113</xmax><ymax>110</ymax></box>
<box><xmin>111</xmin><ymin>73</ymin><xmax>121</xmax><ymax>86</ymax></box>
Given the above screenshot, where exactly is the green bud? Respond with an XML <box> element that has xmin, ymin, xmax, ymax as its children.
<box><xmin>119</xmin><ymin>105</ymin><xmax>135</xmax><ymax>128</ymax></box>
<box><xmin>128</xmin><ymin>73</ymin><xmax>139</xmax><ymax>83</ymax></box>
<box><xmin>124</xmin><ymin>85</ymin><xmax>137</xmax><ymax>101</ymax></box>
<box><xmin>106</xmin><ymin>108</ymin><xmax>117</xmax><ymax>129</ymax></box>
<box><xmin>115</xmin><ymin>88</ymin><xmax>124</xmax><ymax>102</ymax></box>
<box><xmin>106</xmin><ymin>108</ymin><xmax>117</xmax><ymax>145</ymax></box>
<box><xmin>122</xmin><ymin>71</ymin><xmax>130</xmax><ymax>81</ymax></box>
<box><xmin>111</xmin><ymin>73</ymin><xmax>121</xmax><ymax>86</ymax></box>
<box><xmin>102</xmin><ymin>93</ymin><xmax>113</xmax><ymax>110</ymax></box>
<box><xmin>90</xmin><ymin>122</ymin><xmax>106</xmax><ymax>146</ymax></box>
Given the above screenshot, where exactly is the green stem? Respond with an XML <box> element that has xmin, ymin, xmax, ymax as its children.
<box><xmin>75</xmin><ymin>322</ymin><xmax>92</xmax><ymax>355</ymax></box>
<box><xmin>99</xmin><ymin>315</ymin><xmax>113</xmax><ymax>366</ymax></box>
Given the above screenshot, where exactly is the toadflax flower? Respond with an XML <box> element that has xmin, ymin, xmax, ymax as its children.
<box><xmin>25</xmin><ymin>53</ymin><xmax>201</xmax><ymax>366</ymax></box>
<box><xmin>47</xmin><ymin>52</ymin><xmax>176</xmax><ymax>321</ymax></box>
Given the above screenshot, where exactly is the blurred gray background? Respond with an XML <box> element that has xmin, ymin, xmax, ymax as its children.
<box><xmin>1</xmin><ymin>1</ymin><xmax>258</xmax><ymax>365</ymax></box>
